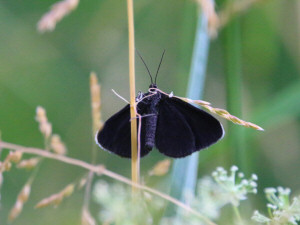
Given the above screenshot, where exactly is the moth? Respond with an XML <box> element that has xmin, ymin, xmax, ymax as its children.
<box><xmin>96</xmin><ymin>51</ymin><xmax>224</xmax><ymax>158</ymax></box>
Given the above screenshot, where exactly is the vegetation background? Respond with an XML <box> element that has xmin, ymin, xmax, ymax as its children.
<box><xmin>0</xmin><ymin>0</ymin><xmax>299</xmax><ymax>224</ymax></box>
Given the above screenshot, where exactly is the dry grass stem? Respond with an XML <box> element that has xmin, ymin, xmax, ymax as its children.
<box><xmin>35</xmin><ymin>184</ymin><xmax>74</xmax><ymax>208</ymax></box>
<box><xmin>180</xmin><ymin>96</ymin><xmax>264</xmax><ymax>131</ymax></box>
<box><xmin>127</xmin><ymin>0</ymin><xmax>139</xmax><ymax>189</ymax></box>
<box><xmin>82</xmin><ymin>208</ymin><xmax>96</xmax><ymax>225</ymax></box>
<box><xmin>196</xmin><ymin>0</ymin><xmax>220</xmax><ymax>38</ymax></box>
<box><xmin>51</xmin><ymin>134</ymin><xmax>67</xmax><ymax>155</ymax></box>
<box><xmin>17</xmin><ymin>157</ymin><xmax>40</xmax><ymax>169</ymax></box>
<box><xmin>8</xmin><ymin>182</ymin><xmax>32</xmax><ymax>222</ymax></box>
<box><xmin>0</xmin><ymin>141</ymin><xmax>216</xmax><ymax>225</ymax></box>
<box><xmin>149</xmin><ymin>159</ymin><xmax>171</xmax><ymax>176</ymax></box>
<box><xmin>37</xmin><ymin>0</ymin><xmax>79</xmax><ymax>32</ymax></box>
<box><xmin>196</xmin><ymin>0</ymin><xmax>267</xmax><ymax>36</ymax></box>
<box><xmin>218</xmin><ymin>0</ymin><xmax>267</xmax><ymax>29</ymax></box>
<box><xmin>90</xmin><ymin>72</ymin><xmax>103</xmax><ymax>134</ymax></box>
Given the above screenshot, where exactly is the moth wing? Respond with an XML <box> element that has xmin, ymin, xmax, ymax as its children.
<box><xmin>155</xmin><ymin>99</ymin><xmax>196</xmax><ymax>158</ymax></box>
<box><xmin>96</xmin><ymin>103</ymin><xmax>150</xmax><ymax>158</ymax></box>
<box><xmin>155</xmin><ymin>96</ymin><xmax>224</xmax><ymax>158</ymax></box>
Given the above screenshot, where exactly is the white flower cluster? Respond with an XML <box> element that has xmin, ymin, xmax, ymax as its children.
<box><xmin>162</xmin><ymin>166</ymin><xmax>258</xmax><ymax>225</ymax></box>
<box><xmin>93</xmin><ymin>180</ymin><xmax>160</xmax><ymax>225</ymax></box>
<box><xmin>162</xmin><ymin>177</ymin><xmax>227</xmax><ymax>225</ymax></box>
<box><xmin>212</xmin><ymin>165</ymin><xmax>258</xmax><ymax>206</ymax></box>
<box><xmin>252</xmin><ymin>187</ymin><xmax>300</xmax><ymax>225</ymax></box>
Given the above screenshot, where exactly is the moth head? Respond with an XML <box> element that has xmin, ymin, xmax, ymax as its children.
<box><xmin>149</xmin><ymin>84</ymin><xmax>157</xmax><ymax>89</ymax></box>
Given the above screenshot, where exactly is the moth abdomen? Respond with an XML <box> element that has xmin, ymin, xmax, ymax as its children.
<box><xmin>143</xmin><ymin>93</ymin><xmax>161</xmax><ymax>150</ymax></box>
<box><xmin>145</xmin><ymin>114</ymin><xmax>158</xmax><ymax>150</ymax></box>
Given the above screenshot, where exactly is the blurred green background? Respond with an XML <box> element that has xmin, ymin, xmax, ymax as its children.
<box><xmin>0</xmin><ymin>0</ymin><xmax>299</xmax><ymax>224</ymax></box>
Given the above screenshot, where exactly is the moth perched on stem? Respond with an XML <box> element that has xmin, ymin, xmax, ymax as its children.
<box><xmin>96</xmin><ymin>51</ymin><xmax>225</xmax><ymax>158</ymax></box>
<box><xmin>96</xmin><ymin>51</ymin><xmax>262</xmax><ymax>158</ymax></box>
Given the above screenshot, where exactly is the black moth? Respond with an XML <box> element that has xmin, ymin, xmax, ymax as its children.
<box><xmin>96</xmin><ymin>51</ymin><xmax>224</xmax><ymax>158</ymax></box>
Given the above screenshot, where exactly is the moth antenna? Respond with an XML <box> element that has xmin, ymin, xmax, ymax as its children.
<box><xmin>111</xmin><ymin>89</ymin><xmax>129</xmax><ymax>103</ymax></box>
<box><xmin>136</xmin><ymin>50</ymin><xmax>153</xmax><ymax>84</ymax></box>
<box><xmin>154</xmin><ymin>49</ymin><xmax>166</xmax><ymax>84</ymax></box>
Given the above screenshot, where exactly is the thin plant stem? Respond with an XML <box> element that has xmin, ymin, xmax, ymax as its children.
<box><xmin>83</xmin><ymin>170</ymin><xmax>94</xmax><ymax>209</ymax></box>
<box><xmin>82</xmin><ymin>145</ymin><xmax>97</xmax><ymax>211</ymax></box>
<box><xmin>232</xmin><ymin>205</ymin><xmax>243</xmax><ymax>224</ymax></box>
<box><xmin>126</xmin><ymin>0</ymin><xmax>139</xmax><ymax>189</ymax></box>
<box><xmin>0</xmin><ymin>141</ymin><xmax>216</xmax><ymax>225</ymax></box>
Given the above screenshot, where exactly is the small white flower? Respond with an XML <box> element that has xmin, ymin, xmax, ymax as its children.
<box><xmin>251</xmin><ymin>174</ymin><xmax>258</xmax><ymax>180</ymax></box>
<box><xmin>238</xmin><ymin>172</ymin><xmax>244</xmax><ymax>178</ymax></box>
<box><xmin>265</xmin><ymin>187</ymin><xmax>277</xmax><ymax>194</ymax></box>
<box><xmin>251</xmin><ymin>210</ymin><xmax>271</xmax><ymax>223</ymax></box>
<box><xmin>253</xmin><ymin>187</ymin><xmax>300</xmax><ymax>224</ymax></box>
<box><xmin>230</xmin><ymin>165</ymin><xmax>238</xmax><ymax>172</ymax></box>
<box><xmin>241</xmin><ymin>179</ymin><xmax>248</xmax><ymax>185</ymax></box>
<box><xmin>267</xmin><ymin>203</ymin><xmax>277</xmax><ymax>210</ymax></box>
<box><xmin>250</xmin><ymin>181</ymin><xmax>257</xmax><ymax>187</ymax></box>
<box><xmin>216</xmin><ymin>167</ymin><xmax>225</xmax><ymax>172</ymax></box>
<box><xmin>211</xmin><ymin>166</ymin><xmax>258</xmax><ymax>207</ymax></box>
<box><xmin>212</xmin><ymin>171</ymin><xmax>218</xmax><ymax>177</ymax></box>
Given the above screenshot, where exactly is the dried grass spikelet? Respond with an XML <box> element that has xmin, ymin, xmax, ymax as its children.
<box><xmin>0</xmin><ymin>161</ymin><xmax>11</xmax><ymax>172</ymax></box>
<box><xmin>218</xmin><ymin>0</ymin><xmax>266</xmax><ymax>29</ymax></box>
<box><xmin>180</xmin><ymin>97</ymin><xmax>264</xmax><ymax>131</ymax></box>
<box><xmin>35</xmin><ymin>106</ymin><xmax>52</xmax><ymax>138</ymax></box>
<box><xmin>8</xmin><ymin>182</ymin><xmax>31</xmax><ymax>222</ymax></box>
<box><xmin>0</xmin><ymin>151</ymin><xmax>22</xmax><ymax>172</ymax></box>
<box><xmin>37</xmin><ymin>0</ymin><xmax>79</xmax><ymax>32</ymax></box>
<box><xmin>17</xmin><ymin>157</ymin><xmax>40</xmax><ymax>170</ymax></box>
<box><xmin>78</xmin><ymin>175</ymin><xmax>88</xmax><ymax>190</ymax></box>
<box><xmin>82</xmin><ymin>208</ymin><xmax>96</xmax><ymax>225</ymax></box>
<box><xmin>7</xmin><ymin>151</ymin><xmax>23</xmax><ymax>164</ymax></box>
<box><xmin>195</xmin><ymin>0</ymin><xmax>220</xmax><ymax>38</ymax></box>
<box><xmin>35</xmin><ymin>184</ymin><xmax>74</xmax><ymax>208</ymax></box>
<box><xmin>90</xmin><ymin>72</ymin><xmax>103</xmax><ymax>134</ymax></box>
<box><xmin>50</xmin><ymin>134</ymin><xmax>67</xmax><ymax>155</ymax></box>
<box><xmin>149</xmin><ymin>159</ymin><xmax>171</xmax><ymax>176</ymax></box>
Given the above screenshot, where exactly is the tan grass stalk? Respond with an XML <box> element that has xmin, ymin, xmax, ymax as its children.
<box><xmin>182</xmin><ymin>96</ymin><xmax>263</xmax><ymax>130</ymax></box>
<box><xmin>127</xmin><ymin>0</ymin><xmax>139</xmax><ymax>189</ymax></box>
<box><xmin>8</xmin><ymin>181</ymin><xmax>32</xmax><ymax>222</ymax></box>
<box><xmin>35</xmin><ymin>184</ymin><xmax>74</xmax><ymax>208</ymax></box>
<box><xmin>90</xmin><ymin>72</ymin><xmax>103</xmax><ymax>134</ymax></box>
<box><xmin>0</xmin><ymin>142</ymin><xmax>216</xmax><ymax>225</ymax></box>
<box><xmin>37</xmin><ymin>0</ymin><xmax>79</xmax><ymax>32</ymax></box>
<box><xmin>17</xmin><ymin>157</ymin><xmax>40</xmax><ymax>169</ymax></box>
<box><xmin>217</xmin><ymin>0</ymin><xmax>267</xmax><ymax>30</ymax></box>
<box><xmin>196</xmin><ymin>0</ymin><xmax>220</xmax><ymax>38</ymax></box>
